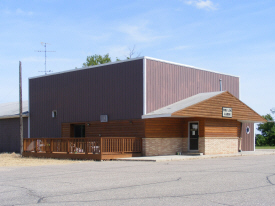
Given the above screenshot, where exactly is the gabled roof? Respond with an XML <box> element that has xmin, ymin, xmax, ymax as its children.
<box><xmin>142</xmin><ymin>91</ymin><xmax>266</xmax><ymax>123</ymax></box>
<box><xmin>143</xmin><ymin>91</ymin><xmax>223</xmax><ymax>118</ymax></box>
<box><xmin>0</xmin><ymin>101</ymin><xmax>28</xmax><ymax>119</ymax></box>
<box><xmin>29</xmin><ymin>56</ymin><xmax>238</xmax><ymax>80</ymax></box>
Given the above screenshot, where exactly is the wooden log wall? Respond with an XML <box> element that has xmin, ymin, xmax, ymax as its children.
<box><xmin>173</xmin><ymin>91</ymin><xmax>265</xmax><ymax>122</ymax></box>
<box><xmin>62</xmin><ymin>117</ymin><xmax>241</xmax><ymax>140</ymax></box>
<box><xmin>62</xmin><ymin>119</ymin><xmax>145</xmax><ymax>138</ymax></box>
<box><xmin>145</xmin><ymin>117</ymin><xmax>205</xmax><ymax>138</ymax></box>
<box><xmin>204</xmin><ymin>118</ymin><xmax>241</xmax><ymax>137</ymax></box>
<box><xmin>145</xmin><ymin>118</ymin><xmax>184</xmax><ymax>138</ymax></box>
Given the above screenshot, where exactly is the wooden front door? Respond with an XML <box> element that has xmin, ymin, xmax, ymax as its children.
<box><xmin>189</xmin><ymin>122</ymin><xmax>199</xmax><ymax>150</ymax></box>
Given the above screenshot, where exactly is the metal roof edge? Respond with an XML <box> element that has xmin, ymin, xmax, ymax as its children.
<box><xmin>0</xmin><ymin>114</ymin><xmax>29</xmax><ymax>120</ymax></box>
<box><xmin>144</xmin><ymin>56</ymin><xmax>239</xmax><ymax>78</ymax></box>
<box><xmin>29</xmin><ymin>56</ymin><xmax>239</xmax><ymax>80</ymax></box>
<box><xmin>238</xmin><ymin>120</ymin><xmax>267</xmax><ymax>123</ymax></box>
<box><xmin>29</xmin><ymin>56</ymin><xmax>145</xmax><ymax>80</ymax></box>
<box><xmin>142</xmin><ymin>113</ymin><xmax>172</xmax><ymax>119</ymax></box>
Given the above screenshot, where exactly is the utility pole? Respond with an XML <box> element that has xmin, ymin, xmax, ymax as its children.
<box><xmin>19</xmin><ymin>61</ymin><xmax>23</xmax><ymax>155</ymax></box>
<box><xmin>36</xmin><ymin>42</ymin><xmax>55</xmax><ymax>75</ymax></box>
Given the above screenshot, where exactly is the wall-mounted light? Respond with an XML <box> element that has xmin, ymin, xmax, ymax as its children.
<box><xmin>99</xmin><ymin>134</ymin><xmax>101</xmax><ymax>137</ymax></box>
<box><xmin>52</xmin><ymin>110</ymin><xmax>57</xmax><ymax>118</ymax></box>
<box><xmin>87</xmin><ymin>123</ymin><xmax>90</xmax><ymax>126</ymax></box>
<box><xmin>100</xmin><ymin>115</ymin><xmax>108</xmax><ymax>122</ymax></box>
<box><xmin>246</xmin><ymin>126</ymin><xmax>250</xmax><ymax>134</ymax></box>
<box><xmin>129</xmin><ymin>120</ymin><xmax>133</xmax><ymax>124</ymax></box>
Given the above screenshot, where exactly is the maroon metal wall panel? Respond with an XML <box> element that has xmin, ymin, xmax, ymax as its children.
<box><xmin>0</xmin><ymin>117</ymin><xmax>28</xmax><ymax>153</ymax></box>
<box><xmin>241</xmin><ymin>122</ymin><xmax>254</xmax><ymax>151</ymax></box>
<box><xmin>29</xmin><ymin>59</ymin><xmax>144</xmax><ymax>138</ymax></box>
<box><xmin>146</xmin><ymin>59</ymin><xmax>240</xmax><ymax>113</ymax></box>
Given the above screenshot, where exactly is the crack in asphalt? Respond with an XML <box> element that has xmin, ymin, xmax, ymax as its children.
<box><xmin>9</xmin><ymin>175</ymin><xmax>275</xmax><ymax>206</ymax></box>
<box><xmin>266</xmin><ymin>173</ymin><xmax>275</xmax><ymax>185</ymax></box>
<box><xmin>3</xmin><ymin>180</ymin><xmax>275</xmax><ymax>206</ymax></box>
<box><xmin>1</xmin><ymin>185</ymin><xmax>44</xmax><ymax>204</ymax></box>
<box><xmin>0</xmin><ymin>163</ymin><xmax>151</xmax><ymax>184</ymax></box>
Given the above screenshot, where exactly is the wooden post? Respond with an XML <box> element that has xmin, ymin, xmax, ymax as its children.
<box><xmin>239</xmin><ymin>137</ymin><xmax>242</xmax><ymax>152</ymax></box>
<box><xmin>67</xmin><ymin>138</ymin><xmax>70</xmax><ymax>154</ymax></box>
<box><xmin>51</xmin><ymin>139</ymin><xmax>53</xmax><ymax>153</ymax></box>
<box><xmin>85</xmin><ymin>138</ymin><xmax>88</xmax><ymax>155</ymax></box>
<box><xmin>122</xmin><ymin>138</ymin><xmax>125</xmax><ymax>154</ymax></box>
<box><xmin>19</xmin><ymin>61</ymin><xmax>23</xmax><ymax>156</ymax></box>
<box><xmin>100</xmin><ymin>137</ymin><xmax>103</xmax><ymax>160</ymax></box>
<box><xmin>35</xmin><ymin>139</ymin><xmax>37</xmax><ymax>153</ymax></box>
<box><xmin>239</xmin><ymin>123</ymin><xmax>242</xmax><ymax>152</ymax></box>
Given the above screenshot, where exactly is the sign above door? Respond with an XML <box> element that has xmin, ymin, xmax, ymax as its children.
<box><xmin>222</xmin><ymin>107</ymin><xmax>232</xmax><ymax>118</ymax></box>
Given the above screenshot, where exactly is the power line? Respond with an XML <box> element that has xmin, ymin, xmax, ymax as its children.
<box><xmin>35</xmin><ymin>42</ymin><xmax>56</xmax><ymax>75</ymax></box>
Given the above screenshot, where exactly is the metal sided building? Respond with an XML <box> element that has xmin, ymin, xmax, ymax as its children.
<box><xmin>28</xmin><ymin>57</ymin><xmax>265</xmax><ymax>157</ymax></box>
<box><xmin>0</xmin><ymin>101</ymin><xmax>28</xmax><ymax>153</ymax></box>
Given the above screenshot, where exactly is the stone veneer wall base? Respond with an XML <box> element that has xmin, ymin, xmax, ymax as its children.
<box><xmin>142</xmin><ymin>138</ymin><xmax>188</xmax><ymax>156</ymax></box>
<box><xmin>204</xmin><ymin>137</ymin><xmax>238</xmax><ymax>155</ymax></box>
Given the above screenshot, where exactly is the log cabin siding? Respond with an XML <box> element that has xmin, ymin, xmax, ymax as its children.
<box><xmin>182</xmin><ymin>118</ymin><xmax>205</xmax><ymax>138</ymax></box>
<box><xmin>145</xmin><ymin>118</ymin><xmax>184</xmax><ymax>138</ymax></box>
<box><xmin>173</xmin><ymin>92</ymin><xmax>265</xmax><ymax>122</ymax></box>
<box><xmin>62</xmin><ymin>119</ymin><xmax>145</xmax><ymax>138</ymax></box>
<box><xmin>146</xmin><ymin>59</ymin><xmax>240</xmax><ymax>113</ymax></box>
<box><xmin>61</xmin><ymin>123</ymin><xmax>70</xmax><ymax>137</ymax></box>
<box><xmin>144</xmin><ymin>117</ymin><xmax>205</xmax><ymax>138</ymax></box>
<box><xmin>205</xmin><ymin>119</ymin><xmax>241</xmax><ymax>138</ymax></box>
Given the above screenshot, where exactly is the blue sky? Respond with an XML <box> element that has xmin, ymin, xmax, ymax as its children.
<box><xmin>0</xmin><ymin>0</ymin><xmax>274</xmax><ymax>117</ymax></box>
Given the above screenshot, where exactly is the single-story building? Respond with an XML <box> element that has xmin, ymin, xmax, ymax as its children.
<box><xmin>0</xmin><ymin>101</ymin><xmax>28</xmax><ymax>153</ymax></box>
<box><xmin>23</xmin><ymin>56</ymin><xmax>265</xmax><ymax>159</ymax></box>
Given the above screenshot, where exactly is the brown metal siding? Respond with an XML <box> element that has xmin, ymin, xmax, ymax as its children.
<box><xmin>241</xmin><ymin>122</ymin><xmax>254</xmax><ymax>151</ymax></box>
<box><xmin>29</xmin><ymin>59</ymin><xmax>144</xmax><ymax>138</ymax></box>
<box><xmin>146</xmin><ymin>59</ymin><xmax>240</xmax><ymax>113</ymax></box>
<box><xmin>0</xmin><ymin>117</ymin><xmax>28</xmax><ymax>153</ymax></box>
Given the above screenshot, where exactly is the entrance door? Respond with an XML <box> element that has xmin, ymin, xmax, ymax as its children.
<box><xmin>73</xmin><ymin>124</ymin><xmax>85</xmax><ymax>137</ymax></box>
<box><xmin>189</xmin><ymin>122</ymin><xmax>199</xmax><ymax>151</ymax></box>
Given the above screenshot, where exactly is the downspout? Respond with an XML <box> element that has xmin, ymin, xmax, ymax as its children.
<box><xmin>239</xmin><ymin>123</ymin><xmax>242</xmax><ymax>152</ymax></box>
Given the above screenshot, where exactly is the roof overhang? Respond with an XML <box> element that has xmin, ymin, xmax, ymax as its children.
<box><xmin>0</xmin><ymin>114</ymin><xmax>29</xmax><ymax>120</ymax></box>
<box><xmin>142</xmin><ymin>91</ymin><xmax>267</xmax><ymax>123</ymax></box>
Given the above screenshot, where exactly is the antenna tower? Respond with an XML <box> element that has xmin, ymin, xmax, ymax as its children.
<box><xmin>36</xmin><ymin>42</ymin><xmax>56</xmax><ymax>75</ymax></box>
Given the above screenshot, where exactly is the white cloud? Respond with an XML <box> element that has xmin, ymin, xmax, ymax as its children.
<box><xmin>118</xmin><ymin>22</ymin><xmax>167</xmax><ymax>43</ymax></box>
<box><xmin>16</xmin><ymin>8</ymin><xmax>33</xmax><ymax>16</ymax></box>
<box><xmin>185</xmin><ymin>0</ymin><xmax>218</xmax><ymax>11</ymax></box>
<box><xmin>2</xmin><ymin>8</ymin><xmax>33</xmax><ymax>16</ymax></box>
<box><xmin>169</xmin><ymin>45</ymin><xmax>190</xmax><ymax>51</ymax></box>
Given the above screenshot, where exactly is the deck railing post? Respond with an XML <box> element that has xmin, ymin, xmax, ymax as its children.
<box><xmin>35</xmin><ymin>139</ymin><xmax>37</xmax><ymax>153</ymax></box>
<box><xmin>23</xmin><ymin>139</ymin><xmax>25</xmax><ymax>153</ymax></box>
<box><xmin>122</xmin><ymin>138</ymin><xmax>125</xmax><ymax>154</ymax></box>
<box><xmin>85</xmin><ymin>138</ymin><xmax>88</xmax><ymax>155</ymax></box>
<box><xmin>100</xmin><ymin>137</ymin><xmax>103</xmax><ymax>160</ymax></box>
<box><xmin>67</xmin><ymin>138</ymin><xmax>70</xmax><ymax>154</ymax></box>
<box><xmin>140</xmin><ymin>138</ymin><xmax>142</xmax><ymax>153</ymax></box>
<box><xmin>50</xmin><ymin>139</ymin><xmax>53</xmax><ymax>153</ymax></box>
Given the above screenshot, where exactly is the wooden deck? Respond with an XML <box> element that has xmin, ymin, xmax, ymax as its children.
<box><xmin>22</xmin><ymin>137</ymin><xmax>142</xmax><ymax>160</ymax></box>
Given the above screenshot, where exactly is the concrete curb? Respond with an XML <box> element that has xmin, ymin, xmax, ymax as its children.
<box><xmin>116</xmin><ymin>150</ymin><xmax>275</xmax><ymax>162</ymax></box>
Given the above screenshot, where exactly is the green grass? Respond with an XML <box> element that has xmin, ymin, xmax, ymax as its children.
<box><xmin>255</xmin><ymin>146</ymin><xmax>275</xmax><ymax>149</ymax></box>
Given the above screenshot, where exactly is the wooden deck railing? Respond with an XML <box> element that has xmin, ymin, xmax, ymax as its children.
<box><xmin>23</xmin><ymin>137</ymin><xmax>142</xmax><ymax>160</ymax></box>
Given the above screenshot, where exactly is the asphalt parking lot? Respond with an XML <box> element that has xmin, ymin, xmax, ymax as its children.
<box><xmin>1</xmin><ymin>154</ymin><xmax>275</xmax><ymax>206</ymax></box>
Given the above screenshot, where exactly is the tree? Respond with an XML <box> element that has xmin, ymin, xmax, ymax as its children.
<box><xmin>82</xmin><ymin>47</ymin><xmax>141</xmax><ymax>67</ymax></box>
<box><xmin>255</xmin><ymin>114</ymin><xmax>275</xmax><ymax>146</ymax></box>
<box><xmin>83</xmin><ymin>54</ymin><xmax>111</xmax><ymax>67</ymax></box>
<box><xmin>116</xmin><ymin>45</ymin><xmax>141</xmax><ymax>61</ymax></box>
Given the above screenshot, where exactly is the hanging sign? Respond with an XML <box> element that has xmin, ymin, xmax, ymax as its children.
<box><xmin>222</xmin><ymin>107</ymin><xmax>232</xmax><ymax>118</ymax></box>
